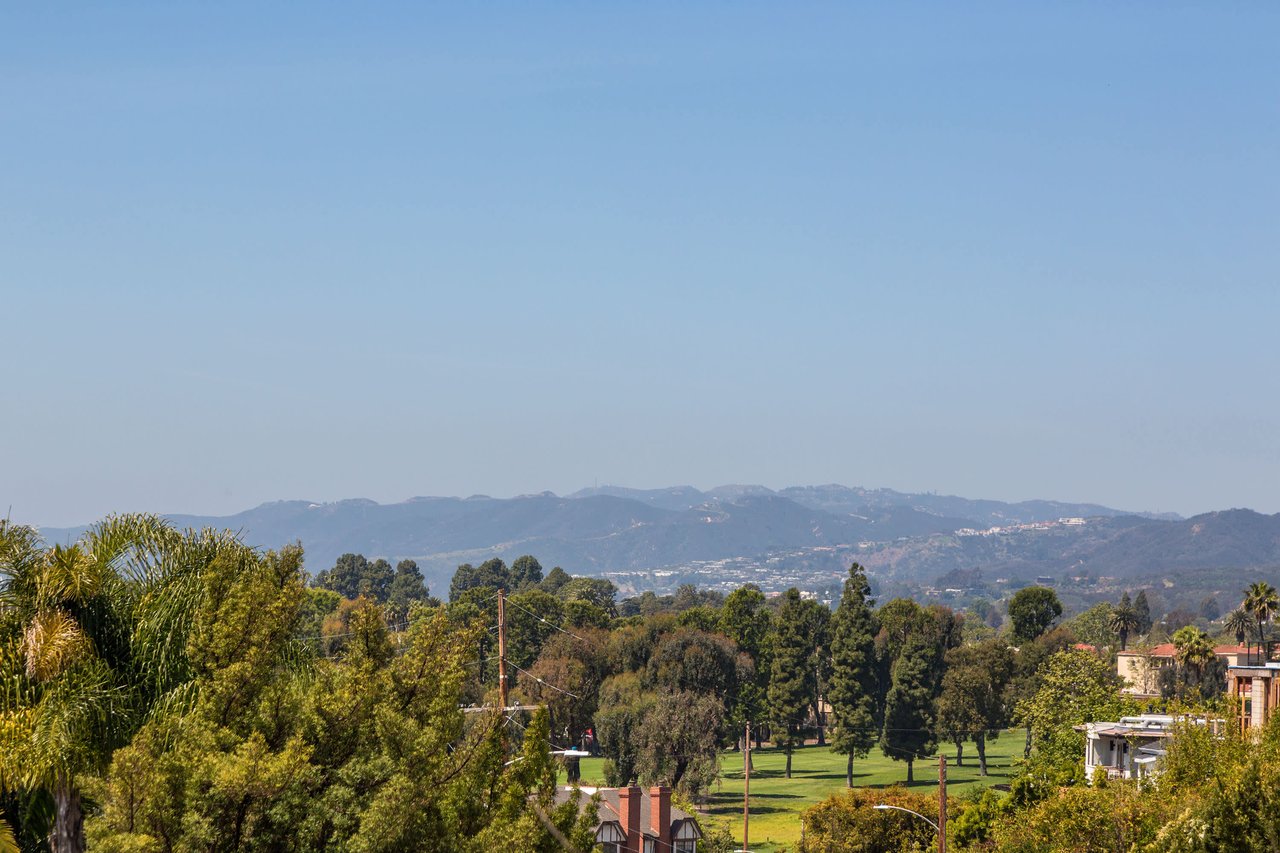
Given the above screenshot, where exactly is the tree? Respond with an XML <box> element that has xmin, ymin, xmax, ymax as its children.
<box><xmin>540</xmin><ymin>566</ymin><xmax>571</xmax><ymax>595</ymax></box>
<box><xmin>1109</xmin><ymin>594</ymin><xmax>1140</xmax><ymax>651</ymax></box>
<box><xmin>1007</xmin><ymin>586</ymin><xmax>1062</xmax><ymax>644</ymax></box>
<box><xmin>0</xmin><ymin>515</ymin><xmax>256</xmax><ymax>853</ymax></box>
<box><xmin>449</xmin><ymin>558</ymin><xmax>511</xmax><ymax>602</ymax></box>
<box><xmin>594</xmin><ymin>672</ymin><xmax>655</xmax><ymax>786</ymax></box>
<box><xmin>518</xmin><ymin>631</ymin><xmax>609</xmax><ymax>782</ymax></box>
<box><xmin>635</xmin><ymin>690</ymin><xmax>724</xmax><ymax>797</ymax></box>
<box><xmin>718</xmin><ymin>585</ymin><xmax>774</xmax><ymax>755</ymax></box>
<box><xmin>797</xmin><ymin>598</ymin><xmax>833</xmax><ymax>746</ymax></box>
<box><xmin>1133</xmin><ymin>590</ymin><xmax>1153</xmax><ymax>635</ymax></box>
<box><xmin>1225</xmin><ymin>606</ymin><xmax>1252</xmax><ymax>652</ymax></box>
<box><xmin>934</xmin><ymin>639</ymin><xmax>1013</xmax><ymax>775</ymax></box>
<box><xmin>1173</xmin><ymin>625</ymin><xmax>1217</xmax><ymax>696</ymax></box>
<box><xmin>879</xmin><ymin>630</ymin><xmax>940</xmax><ymax>784</ymax></box>
<box><xmin>1064</xmin><ymin>601</ymin><xmax>1113</xmax><ymax>650</ymax></box>
<box><xmin>769</xmin><ymin>589</ymin><xmax>813</xmax><ymax>779</ymax></box>
<box><xmin>557</xmin><ymin>576</ymin><xmax>618</xmax><ymax>616</ymax></box>
<box><xmin>509</xmin><ymin>555</ymin><xmax>544</xmax><ymax>589</ymax></box>
<box><xmin>1006</xmin><ymin>627</ymin><xmax>1077</xmax><ymax>759</ymax></box>
<box><xmin>1014</xmin><ymin>648</ymin><xmax>1134</xmax><ymax>794</ymax></box>
<box><xmin>387</xmin><ymin>558</ymin><xmax>432</xmax><ymax>617</ymax></box>
<box><xmin>827</xmin><ymin>563</ymin><xmax>879</xmax><ymax>787</ymax></box>
<box><xmin>1243</xmin><ymin>581</ymin><xmax>1278</xmax><ymax>661</ymax></box>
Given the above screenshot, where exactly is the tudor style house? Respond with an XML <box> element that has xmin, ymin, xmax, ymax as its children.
<box><xmin>555</xmin><ymin>784</ymin><xmax>702</xmax><ymax>853</ymax></box>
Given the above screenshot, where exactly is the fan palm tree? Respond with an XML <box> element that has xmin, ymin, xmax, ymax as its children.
<box><xmin>1110</xmin><ymin>602</ymin><xmax>1140</xmax><ymax>651</ymax></box>
<box><xmin>1243</xmin><ymin>582</ymin><xmax>1279</xmax><ymax>662</ymax></box>
<box><xmin>1173</xmin><ymin>625</ymin><xmax>1216</xmax><ymax>692</ymax></box>
<box><xmin>0</xmin><ymin>515</ymin><xmax>245</xmax><ymax>853</ymax></box>
<box><xmin>1224</xmin><ymin>606</ymin><xmax>1253</xmax><ymax>657</ymax></box>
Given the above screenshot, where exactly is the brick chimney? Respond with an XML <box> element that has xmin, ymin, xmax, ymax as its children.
<box><xmin>649</xmin><ymin>785</ymin><xmax>672</xmax><ymax>850</ymax></box>
<box><xmin>618</xmin><ymin>786</ymin><xmax>643</xmax><ymax>853</ymax></box>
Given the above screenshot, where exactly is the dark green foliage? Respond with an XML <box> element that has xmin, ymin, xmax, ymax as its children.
<box><xmin>828</xmin><ymin>563</ymin><xmax>879</xmax><ymax>786</ymax></box>
<box><xmin>509</xmin><ymin>555</ymin><xmax>544</xmax><ymax>589</ymax></box>
<box><xmin>769</xmin><ymin>589</ymin><xmax>813</xmax><ymax>778</ymax></box>
<box><xmin>314</xmin><ymin>552</ymin><xmax>395</xmax><ymax>602</ymax></box>
<box><xmin>387</xmin><ymin>558</ymin><xmax>432</xmax><ymax>616</ymax></box>
<box><xmin>935</xmin><ymin>639</ymin><xmax>1013</xmax><ymax>775</ymax></box>
<box><xmin>556</xmin><ymin>576</ymin><xmax>618</xmax><ymax>616</ymax></box>
<box><xmin>539</xmin><ymin>566</ymin><xmax>571</xmax><ymax>594</ymax></box>
<box><xmin>1007</xmin><ymin>586</ymin><xmax>1063</xmax><ymax>643</ymax></box>
<box><xmin>879</xmin><ymin>631</ymin><xmax>941</xmax><ymax>783</ymax></box>
<box><xmin>1133</xmin><ymin>589</ymin><xmax>1153</xmax><ymax>634</ymax></box>
<box><xmin>635</xmin><ymin>690</ymin><xmax>724</xmax><ymax>797</ymax></box>
<box><xmin>646</xmin><ymin>629</ymin><xmax>739</xmax><ymax>700</ymax></box>
<box><xmin>449</xmin><ymin>558</ymin><xmax>510</xmax><ymax>602</ymax></box>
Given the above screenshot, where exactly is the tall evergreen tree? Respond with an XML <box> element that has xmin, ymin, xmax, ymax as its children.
<box><xmin>1133</xmin><ymin>590</ymin><xmax>1153</xmax><ymax>635</ymax></box>
<box><xmin>768</xmin><ymin>588</ymin><xmax>812</xmax><ymax>779</ymax></box>
<box><xmin>880</xmin><ymin>630</ymin><xmax>941</xmax><ymax>784</ymax></box>
<box><xmin>827</xmin><ymin>563</ymin><xmax>879</xmax><ymax>787</ymax></box>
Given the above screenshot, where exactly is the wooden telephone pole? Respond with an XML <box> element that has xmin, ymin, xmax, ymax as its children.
<box><xmin>497</xmin><ymin>588</ymin><xmax>509</xmax><ymax>711</ymax></box>
<box><xmin>743</xmin><ymin>721</ymin><xmax>751</xmax><ymax>852</ymax></box>
<box><xmin>938</xmin><ymin>753</ymin><xmax>947</xmax><ymax>853</ymax></box>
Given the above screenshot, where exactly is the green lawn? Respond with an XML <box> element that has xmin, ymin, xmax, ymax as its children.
<box><xmin>563</xmin><ymin>734</ymin><xmax>1020</xmax><ymax>852</ymax></box>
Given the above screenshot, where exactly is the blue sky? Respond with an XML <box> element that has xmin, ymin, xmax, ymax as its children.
<box><xmin>4</xmin><ymin>2</ymin><xmax>1278</xmax><ymax>525</ymax></box>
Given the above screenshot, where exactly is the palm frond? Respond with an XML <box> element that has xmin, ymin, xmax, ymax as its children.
<box><xmin>22</xmin><ymin>610</ymin><xmax>94</xmax><ymax>682</ymax></box>
<box><xmin>0</xmin><ymin>815</ymin><xmax>17</xmax><ymax>853</ymax></box>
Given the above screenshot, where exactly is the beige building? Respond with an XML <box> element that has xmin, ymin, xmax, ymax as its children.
<box><xmin>1117</xmin><ymin>643</ymin><xmax>1262</xmax><ymax>697</ymax></box>
<box><xmin>1226</xmin><ymin>662</ymin><xmax>1280</xmax><ymax>735</ymax></box>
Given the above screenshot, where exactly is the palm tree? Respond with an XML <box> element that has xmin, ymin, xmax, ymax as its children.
<box><xmin>1224</xmin><ymin>606</ymin><xmax>1253</xmax><ymax>658</ymax></box>
<box><xmin>1110</xmin><ymin>601</ymin><xmax>1140</xmax><ymax>651</ymax></box>
<box><xmin>1173</xmin><ymin>625</ymin><xmax>1216</xmax><ymax>693</ymax></box>
<box><xmin>1243</xmin><ymin>582</ymin><xmax>1279</xmax><ymax>662</ymax></box>
<box><xmin>0</xmin><ymin>515</ymin><xmax>245</xmax><ymax>853</ymax></box>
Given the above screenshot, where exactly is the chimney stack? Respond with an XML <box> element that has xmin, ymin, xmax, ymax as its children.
<box><xmin>618</xmin><ymin>786</ymin><xmax>643</xmax><ymax>853</ymax></box>
<box><xmin>650</xmin><ymin>785</ymin><xmax>671</xmax><ymax>850</ymax></box>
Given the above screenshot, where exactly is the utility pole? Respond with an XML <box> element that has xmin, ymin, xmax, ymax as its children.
<box><xmin>497</xmin><ymin>588</ymin><xmax>509</xmax><ymax>711</ymax></box>
<box><xmin>743</xmin><ymin>720</ymin><xmax>751</xmax><ymax>852</ymax></box>
<box><xmin>938</xmin><ymin>753</ymin><xmax>947</xmax><ymax>853</ymax></box>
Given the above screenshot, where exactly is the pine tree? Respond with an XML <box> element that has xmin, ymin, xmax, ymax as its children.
<box><xmin>880</xmin><ymin>630</ymin><xmax>941</xmax><ymax>784</ymax></box>
<box><xmin>827</xmin><ymin>563</ymin><xmax>879</xmax><ymax>787</ymax></box>
<box><xmin>769</xmin><ymin>588</ymin><xmax>813</xmax><ymax>779</ymax></box>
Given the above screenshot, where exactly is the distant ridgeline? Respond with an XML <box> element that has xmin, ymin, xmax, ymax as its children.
<box><xmin>33</xmin><ymin>485</ymin><xmax>1280</xmax><ymax>598</ymax></box>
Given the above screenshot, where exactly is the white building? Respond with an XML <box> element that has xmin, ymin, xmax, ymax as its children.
<box><xmin>1078</xmin><ymin>714</ymin><xmax>1219</xmax><ymax>783</ymax></box>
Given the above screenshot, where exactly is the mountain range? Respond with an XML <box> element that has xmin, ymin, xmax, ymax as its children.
<box><xmin>33</xmin><ymin>485</ymin><xmax>1280</xmax><ymax>597</ymax></box>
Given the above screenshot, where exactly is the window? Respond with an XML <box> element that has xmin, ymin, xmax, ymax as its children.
<box><xmin>600</xmin><ymin>845</ymin><xmax>619</xmax><ymax>853</ymax></box>
<box><xmin>674</xmin><ymin>843</ymin><xmax>696</xmax><ymax>853</ymax></box>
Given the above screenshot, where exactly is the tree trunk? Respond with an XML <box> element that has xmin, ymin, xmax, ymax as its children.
<box><xmin>906</xmin><ymin>759</ymin><xmax>914</xmax><ymax>785</ymax></box>
<box><xmin>785</xmin><ymin>744</ymin><xmax>793</xmax><ymax>779</ymax></box>
<box><xmin>1023</xmin><ymin>725</ymin><xmax>1032</xmax><ymax>758</ymax></box>
<box><xmin>954</xmin><ymin>739</ymin><xmax>963</xmax><ymax>767</ymax></box>
<box><xmin>846</xmin><ymin>752</ymin><xmax>853</xmax><ymax>788</ymax></box>
<box><xmin>977</xmin><ymin>733</ymin><xmax>988</xmax><ymax>777</ymax></box>
<box><xmin>51</xmin><ymin>778</ymin><xmax>84</xmax><ymax>853</ymax></box>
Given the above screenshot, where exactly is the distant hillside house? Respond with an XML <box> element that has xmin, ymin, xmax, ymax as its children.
<box><xmin>1117</xmin><ymin>643</ymin><xmax>1261</xmax><ymax>697</ymax></box>
<box><xmin>556</xmin><ymin>784</ymin><xmax>702</xmax><ymax>853</ymax></box>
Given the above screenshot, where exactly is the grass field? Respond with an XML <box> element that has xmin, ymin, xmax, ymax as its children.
<box><xmin>563</xmin><ymin>734</ymin><xmax>1020</xmax><ymax>852</ymax></box>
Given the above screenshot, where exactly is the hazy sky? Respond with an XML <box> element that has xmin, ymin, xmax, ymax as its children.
<box><xmin>4</xmin><ymin>3</ymin><xmax>1278</xmax><ymax>526</ymax></box>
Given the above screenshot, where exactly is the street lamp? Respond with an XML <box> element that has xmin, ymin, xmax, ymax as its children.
<box><xmin>504</xmin><ymin>748</ymin><xmax>591</xmax><ymax>767</ymax></box>
<box><xmin>873</xmin><ymin>804</ymin><xmax>943</xmax><ymax>849</ymax></box>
